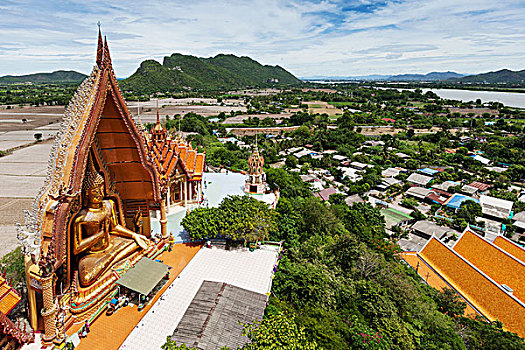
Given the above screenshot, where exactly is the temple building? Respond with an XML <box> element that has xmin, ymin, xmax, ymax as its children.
<box><xmin>0</xmin><ymin>273</ymin><xmax>32</xmax><ymax>349</ymax></box>
<box><xmin>401</xmin><ymin>229</ymin><xmax>525</xmax><ymax>337</ymax></box>
<box><xmin>243</xmin><ymin>141</ymin><xmax>279</xmax><ymax>208</ymax></box>
<box><xmin>16</xmin><ymin>30</ymin><xmax>169</xmax><ymax>344</ymax></box>
<box><xmin>144</xmin><ymin>107</ymin><xmax>205</xmax><ymax>215</ymax></box>
<box><xmin>244</xmin><ymin>142</ymin><xmax>266</xmax><ymax>194</ymax></box>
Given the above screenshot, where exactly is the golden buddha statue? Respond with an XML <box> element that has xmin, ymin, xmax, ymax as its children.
<box><xmin>72</xmin><ymin>159</ymin><xmax>150</xmax><ymax>287</ymax></box>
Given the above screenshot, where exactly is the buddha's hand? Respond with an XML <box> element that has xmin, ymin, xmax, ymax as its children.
<box><xmin>133</xmin><ymin>233</ymin><xmax>150</xmax><ymax>250</ymax></box>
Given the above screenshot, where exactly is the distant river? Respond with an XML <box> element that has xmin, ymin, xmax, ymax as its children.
<box><xmin>311</xmin><ymin>81</ymin><xmax>525</xmax><ymax>108</ymax></box>
<box><xmin>381</xmin><ymin>87</ymin><xmax>525</xmax><ymax>108</ymax></box>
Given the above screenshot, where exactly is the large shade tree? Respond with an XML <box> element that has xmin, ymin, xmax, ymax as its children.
<box><xmin>181</xmin><ymin>195</ymin><xmax>276</xmax><ymax>242</ymax></box>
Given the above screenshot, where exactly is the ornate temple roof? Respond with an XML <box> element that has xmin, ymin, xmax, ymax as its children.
<box><xmin>493</xmin><ymin>235</ymin><xmax>525</xmax><ymax>264</ymax></box>
<box><xmin>0</xmin><ymin>273</ymin><xmax>31</xmax><ymax>347</ymax></box>
<box><xmin>0</xmin><ymin>274</ymin><xmax>20</xmax><ymax>315</ymax></box>
<box><xmin>145</xmin><ymin>113</ymin><xmax>206</xmax><ymax>192</ymax></box>
<box><xmin>17</xmin><ymin>29</ymin><xmax>160</xmax><ymax>271</ymax></box>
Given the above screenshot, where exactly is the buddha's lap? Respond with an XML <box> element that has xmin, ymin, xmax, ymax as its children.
<box><xmin>78</xmin><ymin>235</ymin><xmax>138</xmax><ymax>282</ymax></box>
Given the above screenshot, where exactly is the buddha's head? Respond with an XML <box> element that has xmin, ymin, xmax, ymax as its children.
<box><xmin>83</xmin><ymin>157</ymin><xmax>105</xmax><ymax>205</ymax></box>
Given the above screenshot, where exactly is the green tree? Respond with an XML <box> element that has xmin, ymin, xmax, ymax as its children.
<box><xmin>0</xmin><ymin>247</ymin><xmax>25</xmax><ymax>288</ymax></box>
<box><xmin>241</xmin><ymin>311</ymin><xmax>318</xmax><ymax>350</ymax></box>
<box><xmin>457</xmin><ymin>200</ymin><xmax>482</xmax><ymax>225</ymax></box>
<box><xmin>218</xmin><ymin>196</ymin><xmax>276</xmax><ymax>242</ymax></box>
<box><xmin>181</xmin><ymin>207</ymin><xmax>220</xmax><ymax>240</ymax></box>
<box><xmin>266</xmin><ymin>168</ymin><xmax>311</xmax><ymax>199</ymax></box>
<box><xmin>285</xmin><ymin>155</ymin><xmax>298</xmax><ymax>168</ymax></box>
<box><xmin>456</xmin><ymin>317</ymin><xmax>525</xmax><ymax>350</ymax></box>
<box><xmin>434</xmin><ymin>288</ymin><xmax>467</xmax><ymax>317</ymax></box>
<box><xmin>181</xmin><ymin>196</ymin><xmax>276</xmax><ymax>242</ymax></box>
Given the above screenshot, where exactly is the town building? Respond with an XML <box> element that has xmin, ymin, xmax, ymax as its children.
<box><xmin>479</xmin><ymin>195</ymin><xmax>514</xmax><ymax>221</ymax></box>
<box><xmin>405</xmin><ymin>186</ymin><xmax>433</xmax><ymax>201</ymax></box>
<box><xmin>345</xmin><ymin>194</ymin><xmax>364</xmax><ymax>206</ymax></box>
<box><xmin>407</xmin><ymin>173</ymin><xmax>432</xmax><ymax>187</ymax></box>
<box><xmin>411</xmin><ymin>220</ymin><xmax>460</xmax><ymax>240</ymax></box>
<box><xmin>382</xmin><ymin>167</ymin><xmax>406</xmax><ymax>178</ymax></box>
<box><xmin>313</xmin><ymin>187</ymin><xmax>337</xmax><ymax>201</ymax></box>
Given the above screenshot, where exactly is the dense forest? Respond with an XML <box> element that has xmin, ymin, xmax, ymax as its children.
<box><xmin>172</xmin><ymin>169</ymin><xmax>525</xmax><ymax>349</ymax></box>
<box><xmin>157</xmin><ymin>96</ymin><xmax>525</xmax><ymax>348</ymax></box>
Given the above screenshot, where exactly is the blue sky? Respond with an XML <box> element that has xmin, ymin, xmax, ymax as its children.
<box><xmin>0</xmin><ymin>0</ymin><xmax>524</xmax><ymax>77</ymax></box>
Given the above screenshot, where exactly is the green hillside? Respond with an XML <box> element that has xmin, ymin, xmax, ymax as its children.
<box><xmin>455</xmin><ymin>69</ymin><xmax>525</xmax><ymax>84</ymax></box>
<box><xmin>0</xmin><ymin>70</ymin><xmax>87</xmax><ymax>84</ymax></box>
<box><xmin>120</xmin><ymin>53</ymin><xmax>301</xmax><ymax>94</ymax></box>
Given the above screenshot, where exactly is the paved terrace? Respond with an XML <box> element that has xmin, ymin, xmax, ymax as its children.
<box><xmin>120</xmin><ymin>245</ymin><xmax>279</xmax><ymax>350</ymax></box>
<box><xmin>0</xmin><ymin>141</ymin><xmax>53</xmax><ymax>256</ymax></box>
<box><xmin>68</xmin><ymin>243</ymin><xmax>202</xmax><ymax>350</ymax></box>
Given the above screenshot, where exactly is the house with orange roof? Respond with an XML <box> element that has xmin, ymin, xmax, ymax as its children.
<box><xmin>0</xmin><ymin>274</ymin><xmax>33</xmax><ymax>349</ymax></box>
<box><xmin>0</xmin><ymin>274</ymin><xmax>20</xmax><ymax>316</ymax></box>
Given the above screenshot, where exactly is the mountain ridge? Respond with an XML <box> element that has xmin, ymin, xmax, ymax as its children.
<box><xmin>302</xmin><ymin>69</ymin><xmax>525</xmax><ymax>84</ymax></box>
<box><xmin>0</xmin><ymin>70</ymin><xmax>87</xmax><ymax>84</ymax></box>
<box><xmin>120</xmin><ymin>53</ymin><xmax>301</xmax><ymax>94</ymax></box>
<box><xmin>389</xmin><ymin>71</ymin><xmax>464</xmax><ymax>81</ymax></box>
<box><xmin>302</xmin><ymin>71</ymin><xmax>464</xmax><ymax>81</ymax></box>
<box><xmin>453</xmin><ymin>69</ymin><xmax>525</xmax><ymax>84</ymax></box>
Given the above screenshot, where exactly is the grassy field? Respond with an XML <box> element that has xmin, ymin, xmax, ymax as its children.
<box><xmin>328</xmin><ymin>101</ymin><xmax>357</xmax><ymax>107</ymax></box>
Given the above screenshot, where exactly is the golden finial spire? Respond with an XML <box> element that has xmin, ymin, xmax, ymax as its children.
<box><xmin>96</xmin><ymin>23</ymin><xmax>103</xmax><ymax>67</ymax></box>
<box><xmin>178</xmin><ymin>114</ymin><xmax>182</xmax><ymax>139</ymax></box>
<box><xmin>103</xmin><ymin>35</ymin><xmax>112</xmax><ymax>67</ymax></box>
<box><xmin>156</xmin><ymin>99</ymin><xmax>160</xmax><ymax>125</ymax></box>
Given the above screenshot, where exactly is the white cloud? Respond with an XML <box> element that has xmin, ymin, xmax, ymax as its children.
<box><xmin>0</xmin><ymin>0</ymin><xmax>523</xmax><ymax>77</ymax></box>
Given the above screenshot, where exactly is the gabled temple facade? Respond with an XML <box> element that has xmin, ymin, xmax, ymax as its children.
<box><xmin>144</xmin><ymin>109</ymin><xmax>205</xmax><ymax>215</ymax></box>
<box><xmin>17</xmin><ymin>30</ymin><xmax>166</xmax><ymax>344</ymax></box>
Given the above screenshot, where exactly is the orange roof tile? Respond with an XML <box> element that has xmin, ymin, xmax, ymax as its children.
<box><xmin>0</xmin><ymin>283</ymin><xmax>10</xmax><ymax>300</ymax></box>
<box><xmin>194</xmin><ymin>154</ymin><xmax>205</xmax><ymax>175</ymax></box>
<box><xmin>493</xmin><ymin>236</ymin><xmax>525</xmax><ymax>264</ymax></box>
<box><xmin>178</xmin><ymin>147</ymin><xmax>187</xmax><ymax>162</ymax></box>
<box><xmin>400</xmin><ymin>252</ymin><xmax>479</xmax><ymax>317</ymax></box>
<box><xmin>0</xmin><ymin>290</ymin><xmax>20</xmax><ymax>314</ymax></box>
<box><xmin>166</xmin><ymin>156</ymin><xmax>179</xmax><ymax>177</ymax></box>
<box><xmin>186</xmin><ymin>150</ymin><xmax>196</xmax><ymax>173</ymax></box>
<box><xmin>453</xmin><ymin>231</ymin><xmax>525</xmax><ymax>303</ymax></box>
<box><xmin>419</xmin><ymin>238</ymin><xmax>525</xmax><ymax>337</ymax></box>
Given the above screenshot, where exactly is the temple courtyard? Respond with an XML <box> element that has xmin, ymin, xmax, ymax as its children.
<box><xmin>31</xmin><ymin>242</ymin><xmax>280</xmax><ymax>350</ymax></box>
<box><xmin>120</xmin><ymin>244</ymin><xmax>279</xmax><ymax>350</ymax></box>
<box><xmin>151</xmin><ymin>172</ymin><xmax>277</xmax><ymax>242</ymax></box>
